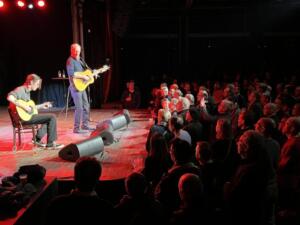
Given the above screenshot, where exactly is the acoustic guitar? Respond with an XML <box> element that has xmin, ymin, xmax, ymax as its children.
<box><xmin>73</xmin><ymin>65</ymin><xmax>110</xmax><ymax>92</ymax></box>
<box><xmin>16</xmin><ymin>99</ymin><xmax>52</xmax><ymax>121</ymax></box>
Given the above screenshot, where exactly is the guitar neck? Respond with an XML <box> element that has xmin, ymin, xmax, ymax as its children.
<box><xmin>36</xmin><ymin>104</ymin><xmax>43</xmax><ymax>110</ymax></box>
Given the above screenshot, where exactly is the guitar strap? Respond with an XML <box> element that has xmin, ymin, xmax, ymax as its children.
<box><xmin>79</xmin><ymin>58</ymin><xmax>91</xmax><ymax>70</ymax></box>
<box><xmin>79</xmin><ymin>58</ymin><xmax>92</xmax><ymax>106</ymax></box>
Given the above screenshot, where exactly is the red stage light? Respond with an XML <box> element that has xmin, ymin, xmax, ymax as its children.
<box><xmin>17</xmin><ymin>0</ymin><xmax>25</xmax><ymax>8</ymax></box>
<box><xmin>0</xmin><ymin>1</ymin><xmax>4</xmax><ymax>8</ymax></box>
<box><xmin>37</xmin><ymin>0</ymin><xmax>45</xmax><ymax>7</ymax></box>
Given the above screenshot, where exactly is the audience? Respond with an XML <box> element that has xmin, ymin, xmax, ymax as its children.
<box><xmin>45</xmin><ymin>157</ymin><xmax>114</xmax><ymax>225</ymax></box>
<box><xmin>224</xmin><ymin>130</ymin><xmax>277</xmax><ymax>225</ymax></box>
<box><xmin>115</xmin><ymin>172</ymin><xmax>166</xmax><ymax>225</ymax></box>
<box><xmin>12</xmin><ymin>73</ymin><xmax>299</xmax><ymax>225</ymax></box>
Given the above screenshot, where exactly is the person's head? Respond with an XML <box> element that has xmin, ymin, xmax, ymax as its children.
<box><xmin>255</xmin><ymin>117</ymin><xmax>276</xmax><ymax>137</ymax></box>
<box><xmin>215</xmin><ymin>118</ymin><xmax>232</xmax><ymax>140</ymax></box>
<box><xmin>157</xmin><ymin>108</ymin><xmax>171</xmax><ymax>124</ymax></box>
<box><xmin>161</xmin><ymin>98</ymin><xmax>170</xmax><ymax>110</ymax></box>
<box><xmin>186</xmin><ymin>107</ymin><xmax>200</xmax><ymax>122</ymax></box>
<box><xmin>197</xmin><ymin>89</ymin><xmax>208</xmax><ymax>103</ymax></box>
<box><xmin>125</xmin><ymin>172</ymin><xmax>148</xmax><ymax>198</ymax></box>
<box><xmin>70</xmin><ymin>43</ymin><xmax>81</xmax><ymax>60</ymax></box>
<box><xmin>170</xmin><ymin>138</ymin><xmax>193</xmax><ymax>164</ymax></box>
<box><xmin>128</xmin><ymin>80</ymin><xmax>135</xmax><ymax>92</ymax></box>
<box><xmin>168</xmin><ymin>116</ymin><xmax>184</xmax><ymax>133</ymax></box>
<box><xmin>218</xmin><ymin>99</ymin><xmax>234</xmax><ymax>115</ymax></box>
<box><xmin>238</xmin><ymin>110</ymin><xmax>254</xmax><ymax>129</ymax></box>
<box><xmin>283</xmin><ymin>116</ymin><xmax>300</xmax><ymax>138</ymax></box>
<box><xmin>248</xmin><ymin>90</ymin><xmax>260</xmax><ymax>104</ymax></box>
<box><xmin>169</xmin><ymin>98</ymin><xmax>179</xmax><ymax>113</ymax></box>
<box><xmin>263</xmin><ymin>103</ymin><xmax>278</xmax><ymax>117</ymax></box>
<box><xmin>178</xmin><ymin>173</ymin><xmax>203</xmax><ymax>206</ymax></box>
<box><xmin>183</xmin><ymin>82</ymin><xmax>191</xmax><ymax>92</ymax></box>
<box><xmin>223</xmin><ymin>83</ymin><xmax>234</xmax><ymax>99</ymax></box>
<box><xmin>177</xmin><ymin>97</ymin><xmax>190</xmax><ymax>112</ymax></box>
<box><xmin>24</xmin><ymin>74</ymin><xmax>42</xmax><ymax>91</ymax></box>
<box><xmin>174</xmin><ymin>89</ymin><xmax>183</xmax><ymax>99</ymax></box>
<box><xmin>149</xmin><ymin>132</ymin><xmax>169</xmax><ymax>159</ymax></box>
<box><xmin>292</xmin><ymin>103</ymin><xmax>300</xmax><ymax>116</ymax></box>
<box><xmin>294</xmin><ymin>86</ymin><xmax>300</xmax><ymax>98</ymax></box>
<box><xmin>74</xmin><ymin>157</ymin><xmax>102</xmax><ymax>192</ymax></box>
<box><xmin>169</xmin><ymin>83</ymin><xmax>179</xmax><ymax>91</ymax></box>
<box><xmin>195</xmin><ymin>141</ymin><xmax>211</xmax><ymax>165</ymax></box>
<box><xmin>185</xmin><ymin>93</ymin><xmax>195</xmax><ymax>106</ymax></box>
<box><xmin>260</xmin><ymin>93</ymin><xmax>271</xmax><ymax>106</ymax></box>
<box><xmin>237</xmin><ymin>130</ymin><xmax>265</xmax><ymax>161</ymax></box>
<box><xmin>161</xmin><ymin>86</ymin><xmax>169</xmax><ymax>97</ymax></box>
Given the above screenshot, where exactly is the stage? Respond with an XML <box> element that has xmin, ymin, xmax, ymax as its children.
<box><xmin>0</xmin><ymin>107</ymin><xmax>150</xmax><ymax>181</ymax></box>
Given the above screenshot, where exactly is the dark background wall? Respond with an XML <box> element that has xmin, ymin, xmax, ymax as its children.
<box><xmin>0</xmin><ymin>0</ymin><xmax>72</xmax><ymax>105</ymax></box>
<box><xmin>0</xmin><ymin>0</ymin><xmax>300</xmax><ymax>106</ymax></box>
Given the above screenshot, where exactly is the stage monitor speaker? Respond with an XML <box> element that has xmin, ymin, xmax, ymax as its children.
<box><xmin>92</xmin><ymin>121</ymin><xmax>114</xmax><ymax>146</ymax></box>
<box><xmin>109</xmin><ymin>109</ymin><xmax>131</xmax><ymax>131</ymax></box>
<box><xmin>59</xmin><ymin>136</ymin><xmax>104</xmax><ymax>162</ymax></box>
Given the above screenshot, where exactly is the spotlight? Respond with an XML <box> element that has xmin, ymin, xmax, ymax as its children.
<box><xmin>37</xmin><ymin>0</ymin><xmax>45</xmax><ymax>8</ymax></box>
<box><xmin>0</xmin><ymin>1</ymin><xmax>4</xmax><ymax>8</ymax></box>
<box><xmin>28</xmin><ymin>3</ymin><xmax>34</xmax><ymax>9</ymax></box>
<box><xmin>17</xmin><ymin>0</ymin><xmax>25</xmax><ymax>8</ymax></box>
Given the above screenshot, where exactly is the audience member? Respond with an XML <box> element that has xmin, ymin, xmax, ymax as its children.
<box><xmin>45</xmin><ymin>157</ymin><xmax>114</xmax><ymax>225</ymax></box>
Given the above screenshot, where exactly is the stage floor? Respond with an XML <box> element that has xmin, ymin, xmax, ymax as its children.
<box><xmin>0</xmin><ymin>107</ymin><xmax>150</xmax><ymax>181</ymax></box>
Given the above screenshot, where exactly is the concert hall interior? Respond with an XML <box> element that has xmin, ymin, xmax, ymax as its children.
<box><xmin>0</xmin><ymin>0</ymin><xmax>300</xmax><ymax>224</ymax></box>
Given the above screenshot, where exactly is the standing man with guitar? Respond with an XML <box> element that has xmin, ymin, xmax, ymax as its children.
<box><xmin>7</xmin><ymin>74</ymin><xmax>64</xmax><ymax>149</ymax></box>
<box><xmin>66</xmin><ymin>43</ymin><xmax>94</xmax><ymax>134</ymax></box>
<box><xmin>66</xmin><ymin>43</ymin><xmax>109</xmax><ymax>133</ymax></box>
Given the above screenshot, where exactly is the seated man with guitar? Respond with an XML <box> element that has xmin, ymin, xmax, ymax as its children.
<box><xmin>66</xmin><ymin>43</ymin><xmax>109</xmax><ymax>134</ymax></box>
<box><xmin>7</xmin><ymin>74</ymin><xmax>64</xmax><ymax>149</ymax></box>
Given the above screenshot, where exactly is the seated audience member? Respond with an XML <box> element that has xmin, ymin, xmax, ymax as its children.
<box><xmin>45</xmin><ymin>157</ymin><xmax>114</xmax><ymax>225</ymax></box>
<box><xmin>168</xmin><ymin>116</ymin><xmax>192</xmax><ymax>146</ymax></box>
<box><xmin>176</xmin><ymin>97</ymin><xmax>191</xmax><ymax>125</ymax></box>
<box><xmin>155</xmin><ymin>138</ymin><xmax>201</xmax><ymax>215</ymax></box>
<box><xmin>291</xmin><ymin>103</ymin><xmax>300</xmax><ymax>117</ymax></box>
<box><xmin>212</xmin><ymin>81</ymin><xmax>224</xmax><ymax>105</ymax></box>
<box><xmin>169</xmin><ymin>98</ymin><xmax>179</xmax><ymax>115</ymax></box>
<box><xmin>115</xmin><ymin>172</ymin><xmax>166</xmax><ymax>225</ymax></box>
<box><xmin>247</xmin><ymin>90</ymin><xmax>263</xmax><ymax>123</ymax></box>
<box><xmin>277</xmin><ymin>117</ymin><xmax>300</xmax><ymax>221</ymax></box>
<box><xmin>170</xmin><ymin>173</ymin><xmax>209</xmax><ymax>225</ymax></box>
<box><xmin>260</xmin><ymin>92</ymin><xmax>272</xmax><ymax>106</ymax></box>
<box><xmin>235</xmin><ymin>110</ymin><xmax>254</xmax><ymax>142</ymax></box>
<box><xmin>185</xmin><ymin>93</ymin><xmax>195</xmax><ymax>106</ymax></box>
<box><xmin>145</xmin><ymin>109</ymin><xmax>172</xmax><ymax>151</ymax></box>
<box><xmin>182</xmin><ymin>81</ymin><xmax>192</xmax><ymax>96</ymax></box>
<box><xmin>211</xmin><ymin>118</ymin><xmax>239</xmax><ymax>207</ymax></box>
<box><xmin>223</xmin><ymin>83</ymin><xmax>237</xmax><ymax>103</ymax></box>
<box><xmin>217</xmin><ymin>99</ymin><xmax>239</xmax><ymax>136</ymax></box>
<box><xmin>293</xmin><ymin>86</ymin><xmax>300</xmax><ymax>103</ymax></box>
<box><xmin>142</xmin><ymin>133</ymin><xmax>173</xmax><ymax>191</ymax></box>
<box><xmin>263</xmin><ymin>103</ymin><xmax>280</xmax><ymax>126</ymax></box>
<box><xmin>234</xmin><ymin>84</ymin><xmax>247</xmax><ymax>109</ymax></box>
<box><xmin>195</xmin><ymin>141</ymin><xmax>218</xmax><ymax>211</ymax></box>
<box><xmin>255</xmin><ymin>118</ymin><xmax>280</xmax><ymax>170</ymax></box>
<box><xmin>183</xmin><ymin>107</ymin><xmax>203</xmax><ymax>149</ymax></box>
<box><xmin>224</xmin><ymin>130</ymin><xmax>277</xmax><ymax>225</ymax></box>
<box><xmin>121</xmin><ymin>80</ymin><xmax>141</xmax><ymax>109</ymax></box>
